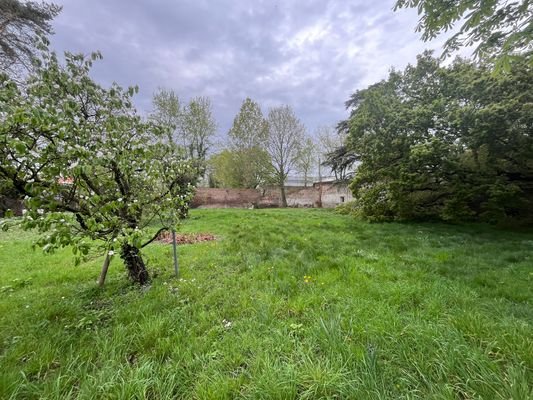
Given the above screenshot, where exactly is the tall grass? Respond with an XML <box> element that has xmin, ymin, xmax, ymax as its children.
<box><xmin>0</xmin><ymin>209</ymin><xmax>531</xmax><ymax>399</ymax></box>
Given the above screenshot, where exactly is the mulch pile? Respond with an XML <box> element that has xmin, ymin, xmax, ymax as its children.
<box><xmin>156</xmin><ymin>231</ymin><xmax>216</xmax><ymax>245</ymax></box>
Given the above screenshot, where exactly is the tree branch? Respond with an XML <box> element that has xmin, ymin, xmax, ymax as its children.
<box><xmin>141</xmin><ymin>227</ymin><xmax>168</xmax><ymax>248</ymax></box>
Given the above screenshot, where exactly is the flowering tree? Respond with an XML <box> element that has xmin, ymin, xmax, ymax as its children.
<box><xmin>0</xmin><ymin>50</ymin><xmax>196</xmax><ymax>284</ymax></box>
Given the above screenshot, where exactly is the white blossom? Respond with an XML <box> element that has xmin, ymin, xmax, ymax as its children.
<box><xmin>222</xmin><ymin>319</ymin><xmax>232</xmax><ymax>329</ymax></box>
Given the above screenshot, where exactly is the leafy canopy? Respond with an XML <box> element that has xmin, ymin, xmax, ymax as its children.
<box><xmin>228</xmin><ymin>98</ymin><xmax>269</xmax><ymax>149</ymax></box>
<box><xmin>295</xmin><ymin>136</ymin><xmax>316</xmax><ymax>187</ymax></box>
<box><xmin>343</xmin><ymin>52</ymin><xmax>533</xmax><ymax>223</ymax></box>
<box><xmin>0</xmin><ymin>50</ymin><xmax>196</xmax><ymax>282</ymax></box>
<box><xmin>150</xmin><ymin>89</ymin><xmax>217</xmax><ymax>177</ymax></box>
<box><xmin>322</xmin><ymin>145</ymin><xmax>358</xmax><ymax>182</ymax></box>
<box><xmin>149</xmin><ymin>87</ymin><xmax>182</xmax><ymax>144</ymax></box>
<box><xmin>395</xmin><ymin>0</ymin><xmax>533</xmax><ymax>71</ymax></box>
<box><xmin>215</xmin><ymin>98</ymin><xmax>273</xmax><ymax>189</ymax></box>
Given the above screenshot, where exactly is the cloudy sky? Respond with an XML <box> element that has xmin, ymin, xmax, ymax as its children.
<box><xmin>50</xmin><ymin>0</ymin><xmax>460</xmax><ymax>141</ymax></box>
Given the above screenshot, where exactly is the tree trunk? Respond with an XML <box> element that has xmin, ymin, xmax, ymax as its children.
<box><xmin>280</xmin><ymin>185</ymin><xmax>288</xmax><ymax>208</ymax></box>
<box><xmin>120</xmin><ymin>243</ymin><xmax>149</xmax><ymax>285</ymax></box>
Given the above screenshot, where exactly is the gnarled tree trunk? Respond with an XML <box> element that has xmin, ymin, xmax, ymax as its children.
<box><xmin>120</xmin><ymin>243</ymin><xmax>149</xmax><ymax>285</ymax></box>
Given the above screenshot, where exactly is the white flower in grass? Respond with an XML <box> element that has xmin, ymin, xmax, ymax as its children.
<box><xmin>222</xmin><ymin>319</ymin><xmax>232</xmax><ymax>329</ymax></box>
<box><xmin>108</xmin><ymin>250</ymin><xmax>115</xmax><ymax>256</ymax></box>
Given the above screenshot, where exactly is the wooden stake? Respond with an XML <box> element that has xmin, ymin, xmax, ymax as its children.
<box><xmin>98</xmin><ymin>253</ymin><xmax>112</xmax><ymax>287</ymax></box>
<box><xmin>172</xmin><ymin>230</ymin><xmax>179</xmax><ymax>277</ymax></box>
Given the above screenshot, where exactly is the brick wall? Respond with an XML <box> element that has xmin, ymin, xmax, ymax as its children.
<box><xmin>191</xmin><ymin>188</ymin><xmax>263</xmax><ymax>208</ymax></box>
<box><xmin>321</xmin><ymin>183</ymin><xmax>353</xmax><ymax>208</ymax></box>
<box><xmin>191</xmin><ymin>183</ymin><xmax>353</xmax><ymax>209</ymax></box>
<box><xmin>1</xmin><ymin>184</ymin><xmax>354</xmax><ymax>215</ymax></box>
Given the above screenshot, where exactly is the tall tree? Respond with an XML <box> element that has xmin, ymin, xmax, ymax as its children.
<box><xmin>296</xmin><ymin>136</ymin><xmax>316</xmax><ymax>187</ymax></box>
<box><xmin>266</xmin><ymin>105</ymin><xmax>305</xmax><ymax>207</ymax></box>
<box><xmin>181</xmin><ymin>96</ymin><xmax>217</xmax><ymax>175</ymax></box>
<box><xmin>207</xmin><ymin>150</ymin><xmax>237</xmax><ymax>188</ymax></box>
<box><xmin>225</xmin><ymin>98</ymin><xmax>272</xmax><ymax>188</ymax></box>
<box><xmin>149</xmin><ymin>88</ymin><xmax>182</xmax><ymax>145</ymax></box>
<box><xmin>208</xmin><ymin>148</ymin><xmax>273</xmax><ymax>189</ymax></box>
<box><xmin>0</xmin><ymin>0</ymin><xmax>61</xmax><ymax>215</ymax></box>
<box><xmin>229</xmin><ymin>98</ymin><xmax>268</xmax><ymax>149</ymax></box>
<box><xmin>395</xmin><ymin>0</ymin><xmax>533</xmax><ymax>71</ymax></box>
<box><xmin>342</xmin><ymin>52</ymin><xmax>533</xmax><ymax>223</ymax></box>
<box><xmin>316</xmin><ymin>125</ymin><xmax>342</xmax><ymax>155</ymax></box>
<box><xmin>0</xmin><ymin>51</ymin><xmax>196</xmax><ymax>285</ymax></box>
<box><xmin>322</xmin><ymin>145</ymin><xmax>358</xmax><ymax>181</ymax></box>
<box><xmin>0</xmin><ymin>0</ymin><xmax>61</xmax><ymax>77</ymax></box>
<box><xmin>316</xmin><ymin>125</ymin><xmax>344</xmax><ymax>176</ymax></box>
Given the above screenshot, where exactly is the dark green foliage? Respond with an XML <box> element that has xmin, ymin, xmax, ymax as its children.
<box><xmin>322</xmin><ymin>144</ymin><xmax>358</xmax><ymax>181</ymax></box>
<box><xmin>343</xmin><ymin>52</ymin><xmax>533</xmax><ymax>223</ymax></box>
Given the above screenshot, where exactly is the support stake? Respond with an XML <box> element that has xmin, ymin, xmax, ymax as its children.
<box><xmin>171</xmin><ymin>230</ymin><xmax>179</xmax><ymax>277</ymax></box>
<box><xmin>98</xmin><ymin>253</ymin><xmax>112</xmax><ymax>287</ymax></box>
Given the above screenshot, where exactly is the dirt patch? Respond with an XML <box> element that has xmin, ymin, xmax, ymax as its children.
<box><xmin>156</xmin><ymin>231</ymin><xmax>216</xmax><ymax>245</ymax></box>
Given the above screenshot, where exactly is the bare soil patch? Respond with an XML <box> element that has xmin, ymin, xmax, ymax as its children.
<box><xmin>156</xmin><ymin>231</ymin><xmax>216</xmax><ymax>245</ymax></box>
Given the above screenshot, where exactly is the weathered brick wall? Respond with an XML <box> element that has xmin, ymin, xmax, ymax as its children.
<box><xmin>321</xmin><ymin>183</ymin><xmax>353</xmax><ymax>208</ymax></box>
<box><xmin>191</xmin><ymin>188</ymin><xmax>263</xmax><ymax>208</ymax></box>
<box><xmin>191</xmin><ymin>183</ymin><xmax>353</xmax><ymax>209</ymax></box>
<box><xmin>286</xmin><ymin>187</ymin><xmax>318</xmax><ymax>207</ymax></box>
<box><xmin>2</xmin><ymin>185</ymin><xmax>355</xmax><ymax>214</ymax></box>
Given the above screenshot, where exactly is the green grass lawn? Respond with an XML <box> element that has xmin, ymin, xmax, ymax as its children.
<box><xmin>0</xmin><ymin>208</ymin><xmax>532</xmax><ymax>399</ymax></box>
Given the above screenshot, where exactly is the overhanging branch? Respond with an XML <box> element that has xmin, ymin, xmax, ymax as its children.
<box><xmin>141</xmin><ymin>226</ymin><xmax>168</xmax><ymax>248</ymax></box>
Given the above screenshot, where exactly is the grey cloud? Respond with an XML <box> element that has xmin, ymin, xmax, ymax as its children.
<box><xmin>50</xmin><ymin>0</ymin><xmax>454</xmax><ymax>138</ymax></box>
